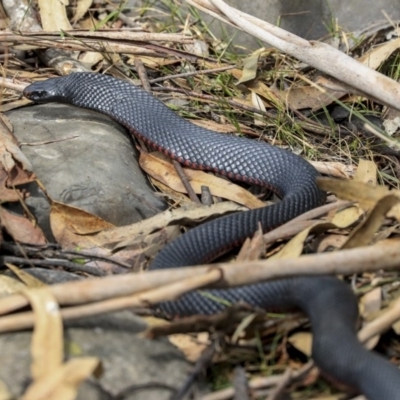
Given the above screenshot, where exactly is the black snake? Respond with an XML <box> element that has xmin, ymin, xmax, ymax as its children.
<box><xmin>23</xmin><ymin>72</ymin><xmax>400</xmax><ymax>399</ymax></box>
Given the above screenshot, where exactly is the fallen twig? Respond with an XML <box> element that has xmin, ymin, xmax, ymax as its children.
<box><xmin>201</xmin><ymin>361</ymin><xmax>314</xmax><ymax>400</ymax></box>
<box><xmin>187</xmin><ymin>0</ymin><xmax>400</xmax><ymax>112</ymax></box>
<box><xmin>0</xmin><ymin>239</ymin><xmax>399</xmax><ymax>330</ymax></box>
<box><xmin>358</xmin><ymin>296</ymin><xmax>400</xmax><ymax>344</ymax></box>
<box><xmin>262</xmin><ymin>200</ymin><xmax>353</xmax><ymax>245</ymax></box>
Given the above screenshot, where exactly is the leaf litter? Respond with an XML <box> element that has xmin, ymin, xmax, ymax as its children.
<box><xmin>1</xmin><ymin>0</ymin><xmax>400</xmax><ymax>398</ymax></box>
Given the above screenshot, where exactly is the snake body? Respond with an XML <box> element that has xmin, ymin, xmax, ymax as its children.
<box><xmin>24</xmin><ymin>72</ymin><xmax>400</xmax><ymax>399</ymax></box>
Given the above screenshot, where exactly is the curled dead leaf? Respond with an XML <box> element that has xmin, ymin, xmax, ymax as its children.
<box><xmin>360</xmin><ymin>287</ymin><xmax>383</xmax><ymax>350</ymax></box>
<box><xmin>288</xmin><ymin>332</ymin><xmax>312</xmax><ymax>357</ymax></box>
<box><xmin>5</xmin><ymin>264</ymin><xmax>46</xmax><ymax>288</ymax></box>
<box><xmin>22</xmin><ymin>288</ymin><xmax>63</xmax><ymax>380</ymax></box>
<box><xmin>37</xmin><ymin>0</ymin><xmax>72</xmax><ymax>31</ymax></box>
<box><xmin>50</xmin><ymin>200</ymin><xmax>115</xmax><ymax>248</ymax></box>
<box><xmin>353</xmin><ymin>159</ymin><xmax>377</xmax><ymax>185</ymax></box>
<box><xmin>0</xmin><ymin>275</ymin><xmax>27</xmax><ymax>296</ymax></box>
<box><xmin>0</xmin><ymin>207</ymin><xmax>46</xmax><ymax>245</ymax></box>
<box><xmin>108</xmin><ymin>202</ymin><xmax>243</xmax><ymax>250</ymax></box>
<box><xmin>168</xmin><ymin>333</ymin><xmax>210</xmax><ymax>362</ymax></box>
<box><xmin>342</xmin><ymin>195</ymin><xmax>400</xmax><ymax>249</ymax></box>
<box><xmin>236</xmin><ymin>48</ymin><xmax>263</xmax><ymax>84</ymax></box>
<box><xmin>140</xmin><ymin>152</ymin><xmax>265</xmax><ymax>209</ymax></box>
<box><xmin>317</xmin><ymin>177</ymin><xmax>393</xmax><ymax>210</ymax></box>
<box><xmin>271</xmin><ymin>205</ymin><xmax>364</xmax><ymax>259</ymax></box>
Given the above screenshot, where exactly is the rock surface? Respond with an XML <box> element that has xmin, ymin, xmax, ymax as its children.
<box><xmin>0</xmin><ymin>311</ymin><xmax>195</xmax><ymax>399</ymax></box>
<box><xmin>126</xmin><ymin>0</ymin><xmax>400</xmax><ymax>49</ymax></box>
<box><xmin>6</xmin><ymin>103</ymin><xmax>166</xmax><ymax>240</ymax></box>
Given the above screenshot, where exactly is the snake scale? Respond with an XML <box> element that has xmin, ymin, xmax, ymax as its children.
<box><xmin>24</xmin><ymin>72</ymin><xmax>400</xmax><ymax>399</ymax></box>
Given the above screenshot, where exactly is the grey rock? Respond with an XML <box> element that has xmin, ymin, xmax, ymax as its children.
<box><xmin>124</xmin><ymin>0</ymin><xmax>400</xmax><ymax>50</ymax></box>
<box><xmin>6</xmin><ymin>104</ymin><xmax>166</xmax><ymax>240</ymax></box>
<box><xmin>0</xmin><ymin>311</ymin><xmax>195</xmax><ymax>400</ymax></box>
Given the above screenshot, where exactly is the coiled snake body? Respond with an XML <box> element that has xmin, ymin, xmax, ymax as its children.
<box><xmin>24</xmin><ymin>73</ymin><xmax>400</xmax><ymax>399</ymax></box>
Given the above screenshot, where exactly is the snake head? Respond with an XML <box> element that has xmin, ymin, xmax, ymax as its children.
<box><xmin>23</xmin><ymin>78</ymin><xmax>68</xmax><ymax>104</ymax></box>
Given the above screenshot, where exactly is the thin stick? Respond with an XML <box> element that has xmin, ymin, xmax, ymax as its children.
<box><xmin>0</xmin><ymin>239</ymin><xmax>400</xmax><ymax>317</ymax></box>
<box><xmin>0</xmin><ymin>77</ymin><xmax>27</xmax><ymax>92</ymax></box>
<box><xmin>173</xmin><ymin>160</ymin><xmax>201</xmax><ymax>204</ymax></box>
<box><xmin>263</xmin><ymin>200</ymin><xmax>352</xmax><ymax>244</ymax></box>
<box><xmin>201</xmin><ymin>361</ymin><xmax>314</xmax><ymax>400</ymax></box>
<box><xmin>0</xmin><ymin>269</ymin><xmax>223</xmax><ymax>332</ymax></box>
<box><xmin>148</xmin><ymin>65</ymin><xmax>235</xmax><ymax>84</ymax></box>
<box><xmin>187</xmin><ymin>0</ymin><xmax>400</xmax><ymax>111</ymax></box>
<box><xmin>358</xmin><ymin>296</ymin><xmax>400</xmax><ymax>344</ymax></box>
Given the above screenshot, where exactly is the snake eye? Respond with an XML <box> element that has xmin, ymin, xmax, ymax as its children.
<box><xmin>37</xmin><ymin>90</ymin><xmax>48</xmax><ymax>98</ymax></box>
<box><xmin>23</xmin><ymin>86</ymin><xmax>61</xmax><ymax>103</ymax></box>
<box><xmin>23</xmin><ymin>88</ymin><xmax>45</xmax><ymax>101</ymax></box>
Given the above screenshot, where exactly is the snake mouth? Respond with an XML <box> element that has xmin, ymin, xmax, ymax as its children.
<box><xmin>23</xmin><ymin>80</ymin><xmax>66</xmax><ymax>103</ymax></box>
<box><xmin>23</xmin><ymin>88</ymin><xmax>46</xmax><ymax>102</ymax></box>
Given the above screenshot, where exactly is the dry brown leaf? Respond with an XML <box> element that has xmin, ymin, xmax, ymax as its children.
<box><xmin>71</xmin><ymin>0</ymin><xmax>93</xmax><ymax>23</ymax></box>
<box><xmin>269</xmin><ymin>221</ymin><xmax>335</xmax><ymax>260</ymax></box>
<box><xmin>360</xmin><ymin>287</ymin><xmax>382</xmax><ymax>319</ymax></box>
<box><xmin>0</xmin><ymin>114</ymin><xmax>33</xmax><ymax>172</ymax></box>
<box><xmin>79</xmin><ymin>51</ymin><xmax>104</xmax><ymax>69</ymax></box>
<box><xmin>360</xmin><ymin>287</ymin><xmax>382</xmax><ymax>350</ymax></box>
<box><xmin>7</xmin><ymin>163</ymin><xmax>35</xmax><ymax>186</ymax></box>
<box><xmin>236</xmin><ymin>224</ymin><xmax>264</xmax><ymax>262</ymax></box>
<box><xmin>0</xmin><ymin>275</ymin><xmax>27</xmax><ymax>296</ymax></box>
<box><xmin>135</xmin><ymin>56</ymin><xmax>181</xmax><ymax>68</ymax></box>
<box><xmin>231</xmin><ymin>94</ymin><xmax>255</xmax><ymax>110</ymax></box>
<box><xmin>245</xmin><ymin>80</ymin><xmax>279</xmax><ymax>109</ymax></box>
<box><xmin>5</xmin><ymin>264</ymin><xmax>46</xmax><ymax>288</ymax></box>
<box><xmin>141</xmin><ymin>315</ymin><xmax>169</xmax><ymax>329</ymax></box>
<box><xmin>251</xmin><ymin>91</ymin><xmax>267</xmax><ymax>126</ymax></box>
<box><xmin>0</xmin><ymin>139</ymin><xmax>29</xmax><ymax>173</ymax></box>
<box><xmin>78</xmin><ymin>17</ymin><xmax>97</xmax><ymax>30</ymax></box>
<box><xmin>21</xmin><ymin>281</ymin><xmax>99</xmax><ymax>397</ymax></box>
<box><xmin>22</xmin><ymin>358</ymin><xmax>101</xmax><ymax>400</ymax></box>
<box><xmin>38</xmin><ymin>0</ymin><xmax>72</xmax><ymax>31</ymax></box>
<box><xmin>353</xmin><ymin>159</ymin><xmax>377</xmax><ymax>185</ymax></box>
<box><xmin>288</xmin><ymin>332</ymin><xmax>312</xmax><ymax>356</ymax></box>
<box><xmin>140</xmin><ymin>152</ymin><xmax>265</xmax><ymax>209</ymax></box>
<box><xmin>50</xmin><ymin>200</ymin><xmax>115</xmax><ymax>248</ymax></box>
<box><xmin>168</xmin><ymin>333</ymin><xmax>209</xmax><ymax>362</ymax></box>
<box><xmin>317</xmin><ymin>234</ymin><xmax>348</xmax><ymax>252</ymax></box>
<box><xmin>191</xmin><ymin>119</ymin><xmax>254</xmax><ymax>135</ymax></box>
<box><xmin>236</xmin><ymin>48</ymin><xmax>263</xmax><ymax>84</ymax></box>
<box><xmin>1</xmin><ymin>98</ymin><xmax>33</xmax><ymax>113</ymax></box>
<box><xmin>269</xmin><ymin>225</ymin><xmax>314</xmax><ymax>260</ymax></box>
<box><xmin>310</xmin><ymin>161</ymin><xmax>356</xmax><ymax>179</ymax></box>
<box><xmin>116</xmin><ymin>225</ymin><xmax>180</xmax><ymax>268</ymax></box>
<box><xmin>208</xmin><ymin>61</ymin><xmax>242</xmax><ymax>81</ymax></box>
<box><xmin>317</xmin><ymin>177</ymin><xmax>393</xmax><ymax>210</ymax></box>
<box><xmin>231</xmin><ymin>313</ymin><xmax>258</xmax><ymax>343</ymax></box>
<box><xmin>277</xmin><ymin>85</ymin><xmax>345</xmax><ymax>111</ymax></box>
<box><xmin>341</xmin><ymin>195</ymin><xmax>400</xmax><ymax>249</ymax></box>
<box><xmin>358</xmin><ymin>38</ymin><xmax>400</xmax><ymax>70</ymax></box>
<box><xmin>271</xmin><ymin>206</ymin><xmax>364</xmax><ymax>259</ymax></box>
<box><xmin>330</xmin><ymin>205</ymin><xmax>364</xmax><ymax>227</ymax></box>
<box><xmin>0</xmin><ymin>207</ymin><xmax>46</xmax><ymax>245</ymax></box>
<box><xmin>106</xmin><ymin>202</ymin><xmax>243</xmax><ymax>250</ymax></box>
<box><xmin>183</xmin><ymin>39</ymin><xmax>209</xmax><ymax>57</ymax></box>
<box><xmin>149</xmin><ymin>177</ymin><xmax>192</xmax><ymax>204</ymax></box>
<box><xmin>0</xmin><ymin>166</ymin><xmax>22</xmax><ymax>202</ymax></box>
<box><xmin>22</xmin><ymin>288</ymin><xmax>63</xmax><ymax>380</ymax></box>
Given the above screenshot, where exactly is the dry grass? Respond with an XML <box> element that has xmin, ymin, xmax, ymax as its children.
<box><xmin>1</xmin><ymin>0</ymin><xmax>400</xmax><ymax>399</ymax></box>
